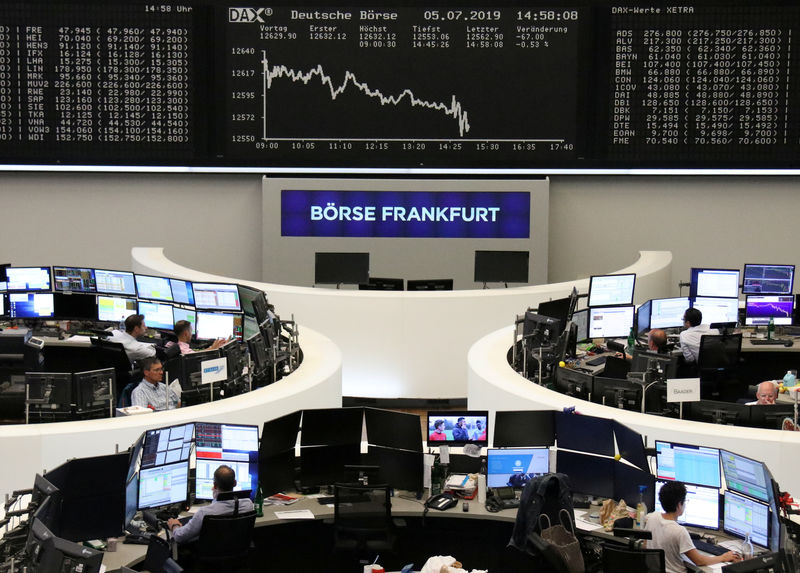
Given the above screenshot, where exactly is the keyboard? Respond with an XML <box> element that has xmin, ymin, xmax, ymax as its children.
<box><xmin>585</xmin><ymin>356</ymin><xmax>607</xmax><ymax>367</ymax></box>
<box><xmin>693</xmin><ymin>539</ymin><xmax>728</xmax><ymax>556</ymax></box>
<box><xmin>750</xmin><ymin>339</ymin><xmax>792</xmax><ymax>346</ymax></box>
<box><xmin>317</xmin><ymin>494</ymin><xmax>368</xmax><ymax>505</ymax></box>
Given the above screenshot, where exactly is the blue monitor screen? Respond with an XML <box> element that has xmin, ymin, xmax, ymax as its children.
<box><xmin>655</xmin><ymin>480</ymin><xmax>720</xmax><ymax>530</ymax></box>
<box><xmin>650</xmin><ymin>297</ymin><xmax>690</xmax><ymax>329</ymax></box>
<box><xmin>170</xmin><ymin>279</ymin><xmax>194</xmax><ymax>305</ymax></box>
<box><xmin>5</xmin><ymin>267</ymin><xmax>51</xmax><ymax>292</ymax></box>
<box><xmin>138</xmin><ymin>301</ymin><xmax>174</xmax><ymax>330</ymax></box>
<box><xmin>723</xmin><ymin>491</ymin><xmax>770</xmax><ymax>548</ymax></box>
<box><xmin>94</xmin><ymin>269</ymin><xmax>137</xmax><ymax>296</ymax></box>
<box><xmin>745</xmin><ymin>295</ymin><xmax>794</xmax><ymax>326</ymax></box>
<box><xmin>9</xmin><ymin>292</ymin><xmax>54</xmax><ymax>318</ymax></box>
<box><xmin>135</xmin><ymin>275</ymin><xmax>173</xmax><ymax>302</ymax></box>
<box><xmin>137</xmin><ymin>461</ymin><xmax>189</xmax><ymax>510</ymax></box>
<box><xmin>487</xmin><ymin>447</ymin><xmax>549</xmax><ymax>489</ymax></box>
<box><xmin>52</xmin><ymin>266</ymin><xmax>96</xmax><ymax>293</ymax></box>
<box><xmin>743</xmin><ymin>264</ymin><xmax>795</xmax><ymax>295</ymax></box>
<box><xmin>194</xmin><ymin>422</ymin><xmax>259</xmax><ymax>500</ymax></box>
<box><xmin>588</xmin><ymin>274</ymin><xmax>635</xmax><ymax>307</ymax></box>
<box><xmin>655</xmin><ymin>441</ymin><xmax>720</xmax><ymax>488</ymax></box>
<box><xmin>173</xmin><ymin>307</ymin><xmax>196</xmax><ymax>330</ymax></box>
<box><xmin>587</xmin><ymin>305</ymin><xmax>635</xmax><ymax>339</ymax></box>
<box><xmin>720</xmin><ymin>450</ymin><xmax>770</xmax><ymax>502</ymax></box>
<box><xmin>691</xmin><ymin>297</ymin><xmax>740</xmax><ymax>325</ymax></box>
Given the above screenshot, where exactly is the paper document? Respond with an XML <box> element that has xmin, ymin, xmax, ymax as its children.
<box><xmin>274</xmin><ymin>509</ymin><xmax>315</xmax><ymax>520</ymax></box>
<box><xmin>169</xmin><ymin>379</ymin><xmax>182</xmax><ymax>399</ymax></box>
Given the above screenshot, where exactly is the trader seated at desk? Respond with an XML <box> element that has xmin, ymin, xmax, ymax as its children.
<box><xmin>619</xmin><ymin>328</ymin><xmax>669</xmax><ymax>361</ymax></box>
<box><xmin>172</xmin><ymin>320</ymin><xmax>227</xmax><ymax>355</ymax></box>
<box><xmin>645</xmin><ymin>481</ymin><xmax>740</xmax><ymax>572</ymax></box>
<box><xmin>746</xmin><ymin>381</ymin><xmax>778</xmax><ymax>405</ymax></box>
<box><xmin>679</xmin><ymin>308</ymin><xmax>718</xmax><ymax>364</ymax></box>
<box><xmin>167</xmin><ymin>465</ymin><xmax>253</xmax><ymax>544</ymax></box>
<box><xmin>109</xmin><ymin>314</ymin><xmax>156</xmax><ymax>362</ymax></box>
<box><xmin>131</xmin><ymin>356</ymin><xmax>180</xmax><ymax>411</ymax></box>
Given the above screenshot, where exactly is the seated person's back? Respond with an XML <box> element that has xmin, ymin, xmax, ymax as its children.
<box><xmin>678</xmin><ymin>308</ymin><xmax>718</xmax><ymax>364</ymax></box>
<box><xmin>110</xmin><ymin>314</ymin><xmax>156</xmax><ymax>362</ymax></box>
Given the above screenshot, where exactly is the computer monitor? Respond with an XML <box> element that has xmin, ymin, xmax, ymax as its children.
<box><xmin>522</xmin><ymin>311</ymin><xmax>562</xmax><ymax>344</ymax></box>
<box><xmin>364</xmin><ymin>408</ymin><xmax>423</xmax><ymax>452</ymax></box>
<box><xmin>137</xmin><ymin>461</ymin><xmax>190</xmax><ymax>510</ymax></box>
<box><xmin>192</xmin><ymin>282</ymin><xmax>242</xmax><ymax>311</ymax></box>
<box><xmin>169</xmin><ymin>278</ymin><xmax>194</xmax><ymax>305</ymax></box>
<box><xmin>537</xmin><ymin>297</ymin><xmax>572</xmax><ymax>329</ymax></box>
<box><xmin>251</xmin><ymin>291</ymin><xmax>270</xmax><ymax>324</ymax></box>
<box><xmin>97</xmin><ymin>295</ymin><xmax>137</xmax><ymax>323</ymax></box>
<box><xmin>301</xmin><ymin>407</ymin><xmax>364</xmax><ymax>447</ymax></box>
<box><xmin>314</xmin><ymin>252</ymin><xmax>369</xmax><ymax>285</ymax></box>
<box><xmin>9</xmin><ymin>292</ymin><xmax>54</xmax><ymax>318</ymax></box>
<box><xmin>25</xmin><ymin>372</ymin><xmax>72</xmax><ymax>417</ymax></box>
<box><xmin>572</xmin><ymin>308</ymin><xmax>589</xmax><ymax>342</ymax></box>
<box><xmin>426</xmin><ymin>411</ymin><xmax>489</xmax><ymax>446</ymax></box>
<box><xmin>614</xmin><ymin>462</ymin><xmax>655</xmax><ymax>512</ymax></box>
<box><xmin>684</xmin><ymin>400</ymin><xmax>750</xmax><ymax>427</ymax></box>
<box><xmin>173</xmin><ymin>307</ymin><xmax>196</xmax><ymax>330</ymax></box>
<box><xmin>630</xmin><ymin>351</ymin><xmax>678</xmax><ymax>380</ymax></box>
<box><xmin>492</xmin><ymin>410</ymin><xmax>555</xmax><ymax>447</ymax></box>
<box><xmin>720</xmin><ymin>449</ymin><xmax>770</xmax><ymax>503</ymax></box>
<box><xmin>0</xmin><ymin>293</ymin><xmax>5</xmax><ymax>317</ymax></box>
<box><xmin>487</xmin><ymin>447</ymin><xmax>549</xmax><ymax>489</ymax></box>
<box><xmin>690</xmin><ymin>268</ymin><xmax>740</xmax><ymax>299</ymax></box>
<box><xmin>554</xmin><ymin>367</ymin><xmax>593</xmax><ymax>400</ymax></box>
<box><xmin>176</xmin><ymin>349</ymin><xmax>221</xmax><ymax>391</ymax></box>
<box><xmin>5</xmin><ymin>266</ymin><xmax>51</xmax><ymax>292</ymax></box>
<box><xmin>587</xmin><ymin>273</ymin><xmax>635</xmax><ymax>307</ymax></box>
<box><xmin>246</xmin><ymin>332</ymin><xmax>270</xmax><ymax>379</ymax></box>
<box><xmin>299</xmin><ymin>444</ymin><xmax>361</xmax><ymax>488</ymax></box>
<box><xmin>691</xmin><ymin>297</ymin><xmax>740</xmax><ymax>325</ymax></box>
<box><xmin>723</xmin><ymin>490</ymin><xmax>770</xmax><ymax>548</ymax></box>
<box><xmin>587</xmin><ymin>305</ymin><xmax>635</xmax><ymax>339</ymax></box>
<box><xmin>196</xmin><ymin>311</ymin><xmax>236</xmax><ymax>340</ymax></box>
<box><xmin>358</xmin><ymin>277</ymin><xmax>404</xmax><ymax>291</ymax></box>
<box><xmin>52</xmin><ymin>266</ymin><xmax>96</xmax><ymax>293</ymax></box>
<box><xmin>260</xmin><ymin>411</ymin><xmax>302</xmax><ymax>457</ymax></box>
<box><xmin>94</xmin><ymin>268</ymin><xmax>137</xmax><ymax>296</ymax></box>
<box><xmin>140</xmin><ymin>423</ymin><xmax>194</xmax><ymax>470</ymax></box>
<box><xmin>745</xmin><ymin>295</ymin><xmax>794</xmax><ymax>326</ymax></box>
<box><xmin>138</xmin><ymin>301</ymin><xmax>174</xmax><ymax>331</ymax></box>
<box><xmin>555</xmin><ymin>450</ymin><xmax>614</xmax><ymax>498</ymax></box>
<box><xmin>555</xmin><ymin>411</ymin><xmax>614</xmax><ymax>456</ymax></box>
<box><xmin>591</xmin><ymin>376</ymin><xmax>641</xmax><ymax>411</ymax></box>
<box><xmin>743</xmin><ymin>264</ymin><xmax>795</xmax><ymax>295</ymax></box>
<box><xmin>53</xmin><ymin>292</ymin><xmax>97</xmax><ymax>320</ymax></box>
<box><xmin>243</xmin><ymin>315</ymin><xmax>259</xmax><ymax>340</ymax></box>
<box><xmin>194</xmin><ymin>422</ymin><xmax>259</xmax><ymax>501</ymax></box>
<box><xmin>636</xmin><ymin>300</ymin><xmax>651</xmax><ymax>336</ymax></box>
<box><xmin>237</xmin><ymin>284</ymin><xmax>262</xmax><ymax>317</ymax></box>
<box><xmin>655</xmin><ymin>480</ymin><xmax>719</xmax><ymax>530</ymax></box>
<box><xmin>474</xmin><ymin>250</ymin><xmax>529</xmax><ymax>284</ymax></box>
<box><xmin>73</xmin><ymin>368</ymin><xmax>115</xmax><ymax>414</ymax></box>
<box><xmin>612</xmin><ymin>420</ymin><xmax>648</xmax><ymax>473</ymax></box>
<box><xmin>655</xmin><ymin>441</ymin><xmax>721</xmax><ymax>488</ymax></box>
<box><xmin>406</xmin><ymin>279</ymin><xmax>453</xmax><ymax>291</ymax></box>
<box><xmin>363</xmin><ymin>446</ymin><xmax>424</xmax><ymax>492</ymax></box>
<box><xmin>27</xmin><ymin>519</ymin><xmax>104</xmax><ymax>573</ymax></box>
<box><xmin>748</xmin><ymin>404</ymin><xmax>796</xmax><ymax>430</ymax></box>
<box><xmin>134</xmin><ymin>274</ymin><xmax>173</xmax><ymax>302</ymax></box>
<box><xmin>650</xmin><ymin>297</ymin><xmax>690</xmax><ymax>329</ymax></box>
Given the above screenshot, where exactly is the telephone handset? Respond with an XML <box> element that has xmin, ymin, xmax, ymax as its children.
<box><xmin>426</xmin><ymin>492</ymin><xmax>458</xmax><ymax>511</ymax></box>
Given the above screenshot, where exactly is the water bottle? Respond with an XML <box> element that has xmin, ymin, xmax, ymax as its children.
<box><xmin>784</xmin><ymin>370</ymin><xmax>797</xmax><ymax>388</ymax></box>
<box><xmin>254</xmin><ymin>484</ymin><xmax>264</xmax><ymax>517</ymax></box>
<box><xmin>741</xmin><ymin>532</ymin><xmax>754</xmax><ymax>560</ymax></box>
<box><xmin>635</xmin><ymin>485</ymin><xmax>648</xmax><ymax>529</ymax></box>
<box><xmin>767</xmin><ymin>316</ymin><xmax>775</xmax><ymax>340</ymax></box>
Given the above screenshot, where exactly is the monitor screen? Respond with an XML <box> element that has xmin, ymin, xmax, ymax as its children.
<box><xmin>636</xmin><ymin>300</ymin><xmax>651</xmax><ymax>336</ymax></box>
<box><xmin>555</xmin><ymin>450</ymin><xmax>614</xmax><ymax>498</ymax></box>
<box><xmin>588</xmin><ymin>305</ymin><xmax>635</xmax><ymax>339</ymax></box>
<box><xmin>492</xmin><ymin>410</ymin><xmax>555</xmax><ymax>448</ymax></box>
<box><xmin>612</xmin><ymin>420</ymin><xmax>648</xmax><ymax>473</ymax></box>
<box><xmin>587</xmin><ymin>274</ymin><xmax>635</xmax><ymax>307</ymax></box>
<box><xmin>650</xmin><ymin>297</ymin><xmax>691</xmax><ymax>329</ymax></box>
<box><xmin>487</xmin><ymin>447</ymin><xmax>549</xmax><ymax>488</ymax></box>
<box><xmin>555</xmin><ymin>412</ymin><xmax>614</xmax><ymax>456</ymax></box>
<box><xmin>572</xmin><ymin>308</ymin><xmax>589</xmax><ymax>342</ymax></box>
<box><xmin>555</xmin><ymin>367</ymin><xmax>593</xmax><ymax>400</ymax></box>
<box><xmin>52</xmin><ymin>266</ymin><xmax>96</xmax><ymax>293</ymax></box>
<box><xmin>690</xmin><ymin>268</ymin><xmax>740</xmax><ymax>299</ymax></box>
<box><xmin>169</xmin><ymin>279</ymin><xmax>194</xmax><ymax>305</ymax></box>
<box><xmin>138</xmin><ymin>461</ymin><xmax>190</xmax><ymax>510</ymax></box>
<box><xmin>194</xmin><ymin>422</ymin><xmax>259</xmax><ymax>501</ymax></box>
<box><xmin>140</xmin><ymin>423</ymin><xmax>194</xmax><ymax>470</ymax></box>
<box><xmin>243</xmin><ymin>315</ymin><xmax>259</xmax><ymax>340</ymax></box>
<box><xmin>193</xmin><ymin>282</ymin><xmax>242</xmax><ymax>311</ymax></box>
<box><xmin>97</xmin><ymin>296</ymin><xmax>137</xmax><ymax>323</ymax></box>
<box><xmin>134</xmin><ymin>274</ymin><xmax>173</xmax><ymax>302</ymax></box>
<box><xmin>137</xmin><ymin>301</ymin><xmax>175</xmax><ymax>331</ymax></box>
<box><xmin>614</xmin><ymin>462</ymin><xmax>655</xmax><ymax>513</ymax></box>
<box><xmin>743</xmin><ymin>264</ymin><xmax>795</xmax><ymax>295</ymax></box>
<box><xmin>9</xmin><ymin>292</ymin><xmax>54</xmax><ymax>318</ymax></box>
<box><xmin>196</xmin><ymin>311</ymin><xmax>237</xmax><ymax>340</ymax></box>
<box><xmin>537</xmin><ymin>296</ymin><xmax>572</xmax><ymax>324</ymax></box>
<box><xmin>237</xmin><ymin>284</ymin><xmax>263</xmax><ymax>318</ymax></box>
<box><xmin>745</xmin><ymin>295</ymin><xmax>794</xmax><ymax>326</ymax></box>
<box><xmin>5</xmin><ymin>267</ymin><xmax>51</xmax><ymax>292</ymax></box>
<box><xmin>723</xmin><ymin>491</ymin><xmax>770</xmax><ymax>548</ymax></box>
<box><xmin>0</xmin><ymin>294</ymin><xmax>5</xmax><ymax>317</ymax></box>
<box><xmin>314</xmin><ymin>252</ymin><xmax>370</xmax><ymax>285</ymax></box>
<box><xmin>300</xmin><ymin>407</ymin><xmax>364</xmax><ymax>447</ymax></box>
<box><xmin>94</xmin><ymin>269</ymin><xmax>137</xmax><ymax>296</ymax></box>
<box><xmin>173</xmin><ymin>307</ymin><xmax>196</xmax><ymax>330</ymax></box>
<box><xmin>655</xmin><ymin>480</ymin><xmax>720</xmax><ymax>530</ymax></box>
<box><xmin>427</xmin><ymin>411</ymin><xmax>488</xmax><ymax>446</ymax></box>
<box><xmin>474</xmin><ymin>250</ymin><xmax>529</xmax><ymax>283</ymax></box>
<box><xmin>691</xmin><ymin>297</ymin><xmax>740</xmax><ymax>325</ymax></box>
<box><xmin>364</xmin><ymin>408</ymin><xmax>423</xmax><ymax>452</ymax></box>
<box><xmin>406</xmin><ymin>279</ymin><xmax>453</xmax><ymax>291</ymax></box>
<box><xmin>655</xmin><ymin>441</ymin><xmax>721</xmax><ymax>488</ymax></box>
<box><xmin>364</xmin><ymin>446</ymin><xmax>424</xmax><ymax>492</ymax></box>
<box><xmin>53</xmin><ymin>293</ymin><xmax>96</xmax><ymax>321</ymax></box>
<box><xmin>720</xmin><ymin>450</ymin><xmax>770</xmax><ymax>502</ymax></box>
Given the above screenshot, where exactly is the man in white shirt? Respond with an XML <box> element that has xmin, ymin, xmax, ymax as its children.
<box><xmin>131</xmin><ymin>356</ymin><xmax>179</xmax><ymax>411</ymax></box>
<box><xmin>645</xmin><ymin>481</ymin><xmax>739</xmax><ymax>572</ymax></box>
<box><xmin>678</xmin><ymin>308</ymin><xmax>718</xmax><ymax>364</ymax></box>
<box><xmin>109</xmin><ymin>314</ymin><xmax>156</xmax><ymax>362</ymax></box>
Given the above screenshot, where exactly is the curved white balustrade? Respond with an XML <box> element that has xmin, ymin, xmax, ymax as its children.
<box><xmin>133</xmin><ymin>248</ymin><xmax>672</xmax><ymax>398</ymax></box>
<box><xmin>0</xmin><ymin>327</ymin><xmax>342</xmax><ymax>497</ymax></box>
<box><xmin>468</xmin><ymin>327</ymin><xmax>800</xmax><ymax>498</ymax></box>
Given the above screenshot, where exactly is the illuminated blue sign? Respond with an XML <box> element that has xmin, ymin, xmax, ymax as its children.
<box><xmin>281</xmin><ymin>190</ymin><xmax>530</xmax><ymax>238</ymax></box>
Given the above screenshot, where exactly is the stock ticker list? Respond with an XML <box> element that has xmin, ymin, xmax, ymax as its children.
<box><xmin>608</xmin><ymin>4</ymin><xmax>800</xmax><ymax>163</ymax></box>
<box><xmin>0</xmin><ymin>4</ymin><xmax>194</xmax><ymax>162</ymax></box>
<box><xmin>224</xmin><ymin>6</ymin><xmax>582</xmax><ymax>166</ymax></box>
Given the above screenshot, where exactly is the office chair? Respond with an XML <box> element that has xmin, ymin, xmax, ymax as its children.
<box><xmin>194</xmin><ymin>510</ymin><xmax>257</xmax><ymax>573</ymax></box>
<box><xmin>144</xmin><ymin>535</ymin><xmax>183</xmax><ymax>573</ymax></box>
<box><xmin>333</xmin><ymin>483</ymin><xmax>396</xmax><ymax>565</ymax></box>
<box><xmin>698</xmin><ymin>333</ymin><xmax>743</xmax><ymax>400</ymax></box>
<box><xmin>91</xmin><ymin>338</ymin><xmax>136</xmax><ymax>400</ymax></box>
<box><xmin>602</xmin><ymin>543</ymin><xmax>665</xmax><ymax>573</ymax></box>
<box><xmin>602</xmin><ymin>355</ymin><xmax>630</xmax><ymax>379</ymax></box>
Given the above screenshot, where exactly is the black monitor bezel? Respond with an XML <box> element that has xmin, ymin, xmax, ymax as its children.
<box><xmin>587</xmin><ymin>273</ymin><xmax>636</xmax><ymax>308</ymax></box>
<box><xmin>52</xmin><ymin>292</ymin><xmax>97</xmax><ymax>321</ymax></box>
<box><xmin>742</xmin><ymin>263</ymin><xmax>795</xmax><ymax>295</ymax></box>
<box><xmin>314</xmin><ymin>252</ymin><xmax>370</xmax><ymax>285</ymax></box>
<box><xmin>689</xmin><ymin>267</ymin><xmax>741</xmax><ymax>299</ymax></box>
<box><xmin>636</xmin><ymin>299</ymin><xmax>651</xmax><ymax>336</ymax></box>
<box><xmin>473</xmin><ymin>250</ymin><xmax>529</xmax><ymax>284</ymax></box>
<box><xmin>406</xmin><ymin>278</ymin><xmax>454</xmax><ymax>291</ymax></box>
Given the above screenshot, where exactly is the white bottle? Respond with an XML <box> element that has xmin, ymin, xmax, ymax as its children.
<box><xmin>741</xmin><ymin>532</ymin><xmax>754</xmax><ymax>560</ymax></box>
<box><xmin>635</xmin><ymin>485</ymin><xmax>648</xmax><ymax>529</ymax></box>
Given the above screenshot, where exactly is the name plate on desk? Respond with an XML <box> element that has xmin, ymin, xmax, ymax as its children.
<box><xmin>200</xmin><ymin>357</ymin><xmax>228</xmax><ymax>384</ymax></box>
<box><xmin>667</xmin><ymin>378</ymin><xmax>700</xmax><ymax>402</ymax></box>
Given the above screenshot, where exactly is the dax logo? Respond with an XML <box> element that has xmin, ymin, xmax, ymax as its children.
<box><xmin>229</xmin><ymin>7</ymin><xmax>271</xmax><ymax>23</ymax></box>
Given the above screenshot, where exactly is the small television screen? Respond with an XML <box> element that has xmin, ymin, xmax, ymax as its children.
<box><xmin>314</xmin><ymin>252</ymin><xmax>369</xmax><ymax>285</ymax></box>
<box><xmin>9</xmin><ymin>292</ymin><xmax>54</xmax><ymax>318</ymax></box>
<box><xmin>169</xmin><ymin>279</ymin><xmax>194</xmax><ymax>305</ymax></box>
<box><xmin>193</xmin><ymin>282</ymin><xmax>242</xmax><ymax>312</ymax></box>
<box><xmin>587</xmin><ymin>273</ymin><xmax>635</xmax><ymax>307</ymax></box>
<box><xmin>723</xmin><ymin>491</ymin><xmax>770</xmax><ymax>548</ymax></box>
<box><xmin>94</xmin><ymin>269</ymin><xmax>137</xmax><ymax>296</ymax></box>
<box><xmin>134</xmin><ymin>274</ymin><xmax>173</xmax><ymax>302</ymax></box>
<box><xmin>587</xmin><ymin>305</ymin><xmax>634</xmax><ymax>339</ymax></box>
<box><xmin>743</xmin><ymin>264</ymin><xmax>795</xmax><ymax>295</ymax></box>
<box><xmin>52</xmin><ymin>266</ymin><xmax>96</xmax><ymax>293</ymax></box>
<box><xmin>691</xmin><ymin>297</ymin><xmax>740</xmax><ymax>325</ymax></box>
<box><xmin>196</xmin><ymin>311</ymin><xmax>237</xmax><ymax>340</ymax></box>
<box><xmin>655</xmin><ymin>441</ymin><xmax>720</xmax><ymax>488</ymax></box>
<box><xmin>650</xmin><ymin>297</ymin><xmax>690</xmax><ymax>329</ymax></box>
<box><xmin>474</xmin><ymin>250</ymin><xmax>529</xmax><ymax>283</ymax></box>
<box><xmin>195</xmin><ymin>422</ymin><xmax>259</xmax><ymax>501</ymax></box>
<box><xmin>5</xmin><ymin>267</ymin><xmax>51</xmax><ymax>292</ymax></box>
<box><xmin>97</xmin><ymin>296</ymin><xmax>137</xmax><ymax>323</ymax></box>
<box><xmin>53</xmin><ymin>293</ymin><xmax>96</xmax><ymax>321</ymax></box>
<box><xmin>487</xmin><ymin>447</ymin><xmax>549</xmax><ymax>488</ymax></box>
<box><xmin>138</xmin><ymin>301</ymin><xmax>175</xmax><ymax>331</ymax></box>
<box><xmin>427</xmin><ymin>411</ymin><xmax>488</xmax><ymax>446</ymax></box>
<box><xmin>655</xmin><ymin>480</ymin><xmax>720</xmax><ymax>530</ymax></box>
<box><xmin>690</xmin><ymin>268</ymin><xmax>740</xmax><ymax>299</ymax></box>
<box><xmin>745</xmin><ymin>295</ymin><xmax>794</xmax><ymax>326</ymax></box>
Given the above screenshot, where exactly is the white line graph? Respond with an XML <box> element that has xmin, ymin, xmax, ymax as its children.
<box><xmin>261</xmin><ymin>51</ymin><xmax>472</xmax><ymax>139</ymax></box>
